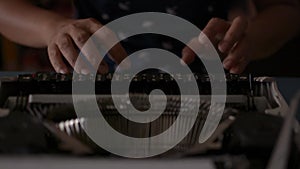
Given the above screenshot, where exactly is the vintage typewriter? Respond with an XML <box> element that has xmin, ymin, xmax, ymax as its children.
<box><xmin>0</xmin><ymin>72</ymin><xmax>298</xmax><ymax>169</ymax></box>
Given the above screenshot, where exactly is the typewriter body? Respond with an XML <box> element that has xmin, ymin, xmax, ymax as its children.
<box><xmin>0</xmin><ymin>72</ymin><xmax>297</xmax><ymax>169</ymax></box>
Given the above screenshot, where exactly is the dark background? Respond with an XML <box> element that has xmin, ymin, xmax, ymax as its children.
<box><xmin>0</xmin><ymin>0</ymin><xmax>299</xmax><ymax>77</ymax></box>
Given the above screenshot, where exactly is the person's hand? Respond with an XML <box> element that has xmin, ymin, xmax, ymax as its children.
<box><xmin>181</xmin><ymin>16</ymin><xmax>249</xmax><ymax>74</ymax></box>
<box><xmin>47</xmin><ymin>18</ymin><xmax>127</xmax><ymax>74</ymax></box>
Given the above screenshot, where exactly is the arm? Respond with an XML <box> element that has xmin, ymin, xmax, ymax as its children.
<box><xmin>0</xmin><ymin>0</ymin><xmax>71</xmax><ymax>47</ymax></box>
<box><xmin>246</xmin><ymin>0</ymin><xmax>300</xmax><ymax>59</ymax></box>
<box><xmin>0</xmin><ymin>0</ymin><xmax>127</xmax><ymax>73</ymax></box>
<box><xmin>224</xmin><ymin>0</ymin><xmax>300</xmax><ymax>73</ymax></box>
<box><xmin>182</xmin><ymin>0</ymin><xmax>300</xmax><ymax>74</ymax></box>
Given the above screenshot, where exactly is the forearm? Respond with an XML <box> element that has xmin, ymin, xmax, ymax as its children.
<box><xmin>246</xmin><ymin>3</ymin><xmax>300</xmax><ymax>60</ymax></box>
<box><xmin>0</xmin><ymin>0</ymin><xmax>72</xmax><ymax>48</ymax></box>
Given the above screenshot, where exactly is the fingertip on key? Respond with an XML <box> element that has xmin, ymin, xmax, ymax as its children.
<box><xmin>218</xmin><ymin>41</ymin><xmax>229</xmax><ymax>53</ymax></box>
<box><xmin>223</xmin><ymin>60</ymin><xmax>232</xmax><ymax>70</ymax></box>
<box><xmin>59</xmin><ymin>68</ymin><xmax>69</xmax><ymax>74</ymax></box>
<box><xmin>180</xmin><ymin>59</ymin><xmax>187</xmax><ymax>66</ymax></box>
<box><xmin>181</xmin><ymin>50</ymin><xmax>195</xmax><ymax>65</ymax></box>
<box><xmin>229</xmin><ymin>66</ymin><xmax>242</xmax><ymax>74</ymax></box>
<box><xmin>80</xmin><ymin>68</ymin><xmax>90</xmax><ymax>75</ymax></box>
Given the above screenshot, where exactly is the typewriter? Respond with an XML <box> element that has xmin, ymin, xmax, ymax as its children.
<box><xmin>0</xmin><ymin>72</ymin><xmax>298</xmax><ymax>169</ymax></box>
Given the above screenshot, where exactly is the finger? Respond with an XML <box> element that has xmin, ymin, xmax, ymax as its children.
<box><xmin>69</xmin><ymin>26</ymin><xmax>107</xmax><ymax>73</ymax></box>
<box><xmin>98</xmin><ymin>60</ymin><xmax>109</xmax><ymax>74</ymax></box>
<box><xmin>68</xmin><ymin>25</ymin><xmax>91</xmax><ymax>49</ymax></box>
<box><xmin>223</xmin><ymin>39</ymin><xmax>250</xmax><ymax>73</ymax></box>
<box><xmin>181</xmin><ymin>38</ymin><xmax>198</xmax><ymax>65</ymax></box>
<box><xmin>77</xmin><ymin>37</ymin><xmax>108</xmax><ymax>74</ymax></box>
<box><xmin>82</xmin><ymin>18</ymin><xmax>102</xmax><ymax>33</ymax></box>
<box><xmin>200</xmin><ymin>18</ymin><xmax>231</xmax><ymax>46</ymax></box>
<box><xmin>48</xmin><ymin>44</ymin><xmax>69</xmax><ymax>74</ymax></box>
<box><xmin>93</xmin><ymin>26</ymin><xmax>127</xmax><ymax>65</ymax></box>
<box><xmin>229</xmin><ymin>59</ymin><xmax>248</xmax><ymax>74</ymax></box>
<box><xmin>80</xmin><ymin>19</ymin><xmax>128</xmax><ymax>65</ymax></box>
<box><xmin>223</xmin><ymin>52</ymin><xmax>241</xmax><ymax>71</ymax></box>
<box><xmin>107</xmin><ymin>43</ymin><xmax>128</xmax><ymax>65</ymax></box>
<box><xmin>57</xmin><ymin>34</ymin><xmax>78</xmax><ymax>67</ymax></box>
<box><xmin>57</xmin><ymin>34</ymin><xmax>90</xmax><ymax>74</ymax></box>
<box><xmin>218</xmin><ymin>16</ymin><xmax>248</xmax><ymax>53</ymax></box>
<box><xmin>181</xmin><ymin>46</ymin><xmax>195</xmax><ymax>65</ymax></box>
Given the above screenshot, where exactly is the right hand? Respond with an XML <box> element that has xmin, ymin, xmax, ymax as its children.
<box><xmin>181</xmin><ymin>16</ymin><xmax>249</xmax><ymax>74</ymax></box>
<box><xmin>47</xmin><ymin>18</ymin><xmax>127</xmax><ymax>74</ymax></box>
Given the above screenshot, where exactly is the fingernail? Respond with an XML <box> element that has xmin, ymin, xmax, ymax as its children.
<box><xmin>219</xmin><ymin>41</ymin><xmax>228</xmax><ymax>53</ymax></box>
<box><xmin>80</xmin><ymin>68</ymin><xmax>90</xmax><ymax>75</ymax></box>
<box><xmin>181</xmin><ymin>51</ymin><xmax>187</xmax><ymax>59</ymax></box>
<box><xmin>223</xmin><ymin>60</ymin><xmax>232</xmax><ymax>70</ymax></box>
<box><xmin>230</xmin><ymin>67</ymin><xmax>241</xmax><ymax>74</ymax></box>
<box><xmin>215</xmin><ymin>34</ymin><xmax>224</xmax><ymax>42</ymax></box>
<box><xmin>198</xmin><ymin>33</ymin><xmax>207</xmax><ymax>44</ymax></box>
<box><xmin>180</xmin><ymin>59</ymin><xmax>187</xmax><ymax>66</ymax></box>
<box><xmin>59</xmin><ymin>69</ymin><xmax>68</xmax><ymax>74</ymax></box>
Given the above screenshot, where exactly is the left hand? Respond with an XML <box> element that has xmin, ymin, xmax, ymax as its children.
<box><xmin>181</xmin><ymin>16</ymin><xmax>249</xmax><ymax>74</ymax></box>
